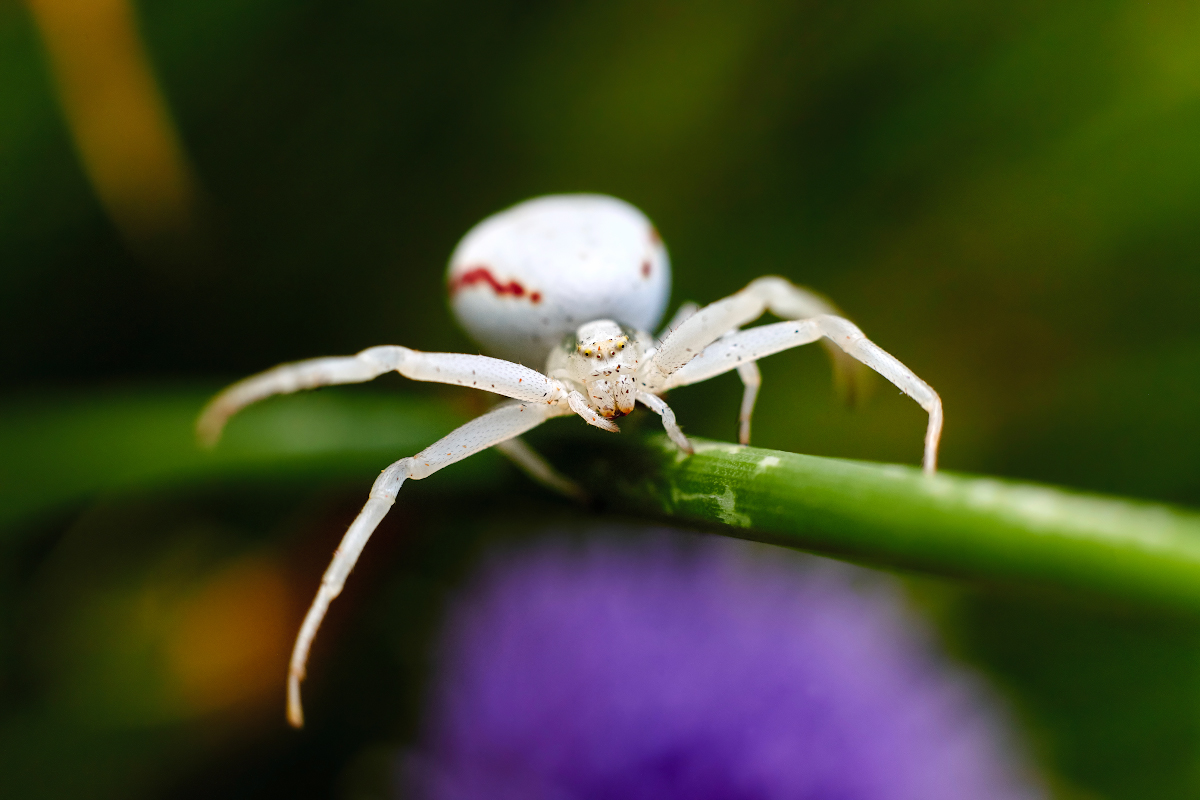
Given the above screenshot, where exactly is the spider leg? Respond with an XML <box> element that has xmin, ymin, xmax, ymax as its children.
<box><xmin>647</xmin><ymin>276</ymin><xmax>867</xmax><ymax>403</ymax></box>
<box><xmin>661</xmin><ymin>316</ymin><xmax>942</xmax><ymax>474</ymax></box>
<box><xmin>719</xmin><ymin>326</ymin><xmax>763</xmax><ymax>446</ymax></box>
<box><xmin>735</xmin><ymin>361</ymin><xmax>761</xmax><ymax>446</ymax></box>
<box><xmin>198</xmin><ymin>346</ymin><xmax>565</xmax><ymax>445</ymax></box>
<box><xmin>635</xmin><ymin>391</ymin><xmax>692</xmax><ymax>453</ymax></box>
<box><xmin>655</xmin><ymin>301</ymin><xmax>699</xmax><ymax>346</ymax></box>
<box><xmin>286</xmin><ymin>399</ymin><xmax>570</xmax><ymax>728</ymax></box>
<box><xmin>494</xmin><ymin>436</ymin><xmax>588</xmax><ymax>502</ymax></box>
<box><xmin>567</xmin><ymin>390</ymin><xmax>620</xmax><ymax>432</ymax></box>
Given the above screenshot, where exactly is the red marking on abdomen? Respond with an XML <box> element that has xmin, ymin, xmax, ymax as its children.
<box><xmin>449</xmin><ymin>266</ymin><xmax>539</xmax><ymax>301</ymax></box>
<box><xmin>641</xmin><ymin>260</ymin><xmax>651</xmax><ymax>278</ymax></box>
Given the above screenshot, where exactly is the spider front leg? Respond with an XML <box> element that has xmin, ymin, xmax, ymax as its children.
<box><xmin>286</xmin><ymin>399</ymin><xmax>571</xmax><ymax>728</ymax></box>
<box><xmin>659</xmin><ymin>316</ymin><xmax>943</xmax><ymax>473</ymax></box>
<box><xmin>198</xmin><ymin>348</ymin><xmax>582</xmax><ymax>726</ymax></box>
<box><xmin>655</xmin><ymin>301</ymin><xmax>699</xmax><ymax>346</ymax></box>
<box><xmin>197</xmin><ymin>346</ymin><xmax>567</xmax><ymax>445</ymax></box>
<box><xmin>649</xmin><ymin>276</ymin><xmax>867</xmax><ymax>403</ymax></box>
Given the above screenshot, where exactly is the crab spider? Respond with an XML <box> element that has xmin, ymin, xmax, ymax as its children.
<box><xmin>196</xmin><ymin>194</ymin><xmax>943</xmax><ymax>728</ymax></box>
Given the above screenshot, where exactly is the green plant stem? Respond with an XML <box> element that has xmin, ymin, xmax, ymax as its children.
<box><xmin>5</xmin><ymin>388</ymin><xmax>1200</xmax><ymax>611</ymax></box>
<box><xmin>588</xmin><ymin>436</ymin><xmax>1200</xmax><ymax>610</ymax></box>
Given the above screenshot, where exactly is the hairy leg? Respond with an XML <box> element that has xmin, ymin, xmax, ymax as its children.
<box><xmin>655</xmin><ymin>301</ymin><xmax>698</xmax><ymax>346</ymax></box>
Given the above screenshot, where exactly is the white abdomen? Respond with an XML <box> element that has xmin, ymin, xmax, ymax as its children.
<box><xmin>447</xmin><ymin>194</ymin><xmax>671</xmax><ymax>366</ymax></box>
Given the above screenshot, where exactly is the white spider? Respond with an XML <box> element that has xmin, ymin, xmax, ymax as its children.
<box><xmin>196</xmin><ymin>194</ymin><xmax>943</xmax><ymax>727</ymax></box>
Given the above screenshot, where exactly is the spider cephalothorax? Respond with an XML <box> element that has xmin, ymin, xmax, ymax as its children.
<box><xmin>197</xmin><ymin>193</ymin><xmax>943</xmax><ymax>727</ymax></box>
<box><xmin>549</xmin><ymin>320</ymin><xmax>644</xmax><ymax>419</ymax></box>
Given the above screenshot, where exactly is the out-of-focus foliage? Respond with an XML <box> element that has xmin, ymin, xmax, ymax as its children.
<box><xmin>2</xmin><ymin>0</ymin><xmax>1200</xmax><ymax>798</ymax></box>
<box><xmin>0</xmin><ymin>389</ymin><xmax>464</xmax><ymax>529</ymax></box>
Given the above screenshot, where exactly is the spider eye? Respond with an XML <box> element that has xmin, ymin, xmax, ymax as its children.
<box><xmin>618</xmin><ymin>342</ymin><xmax>625</xmax><ymax>349</ymax></box>
<box><xmin>582</xmin><ymin>349</ymin><xmax>592</xmax><ymax>357</ymax></box>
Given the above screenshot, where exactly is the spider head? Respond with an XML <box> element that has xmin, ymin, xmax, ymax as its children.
<box><xmin>565</xmin><ymin>320</ymin><xmax>642</xmax><ymax>419</ymax></box>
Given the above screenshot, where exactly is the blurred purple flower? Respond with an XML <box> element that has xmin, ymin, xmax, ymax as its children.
<box><xmin>402</xmin><ymin>528</ymin><xmax>1042</xmax><ymax>800</ymax></box>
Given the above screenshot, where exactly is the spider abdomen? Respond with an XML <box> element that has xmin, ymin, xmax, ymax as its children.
<box><xmin>447</xmin><ymin>194</ymin><xmax>671</xmax><ymax>366</ymax></box>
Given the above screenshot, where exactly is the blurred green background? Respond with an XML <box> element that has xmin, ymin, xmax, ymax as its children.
<box><xmin>2</xmin><ymin>0</ymin><xmax>1200</xmax><ymax>797</ymax></box>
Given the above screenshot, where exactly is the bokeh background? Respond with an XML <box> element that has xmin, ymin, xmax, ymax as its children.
<box><xmin>2</xmin><ymin>0</ymin><xmax>1200</xmax><ymax>797</ymax></box>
